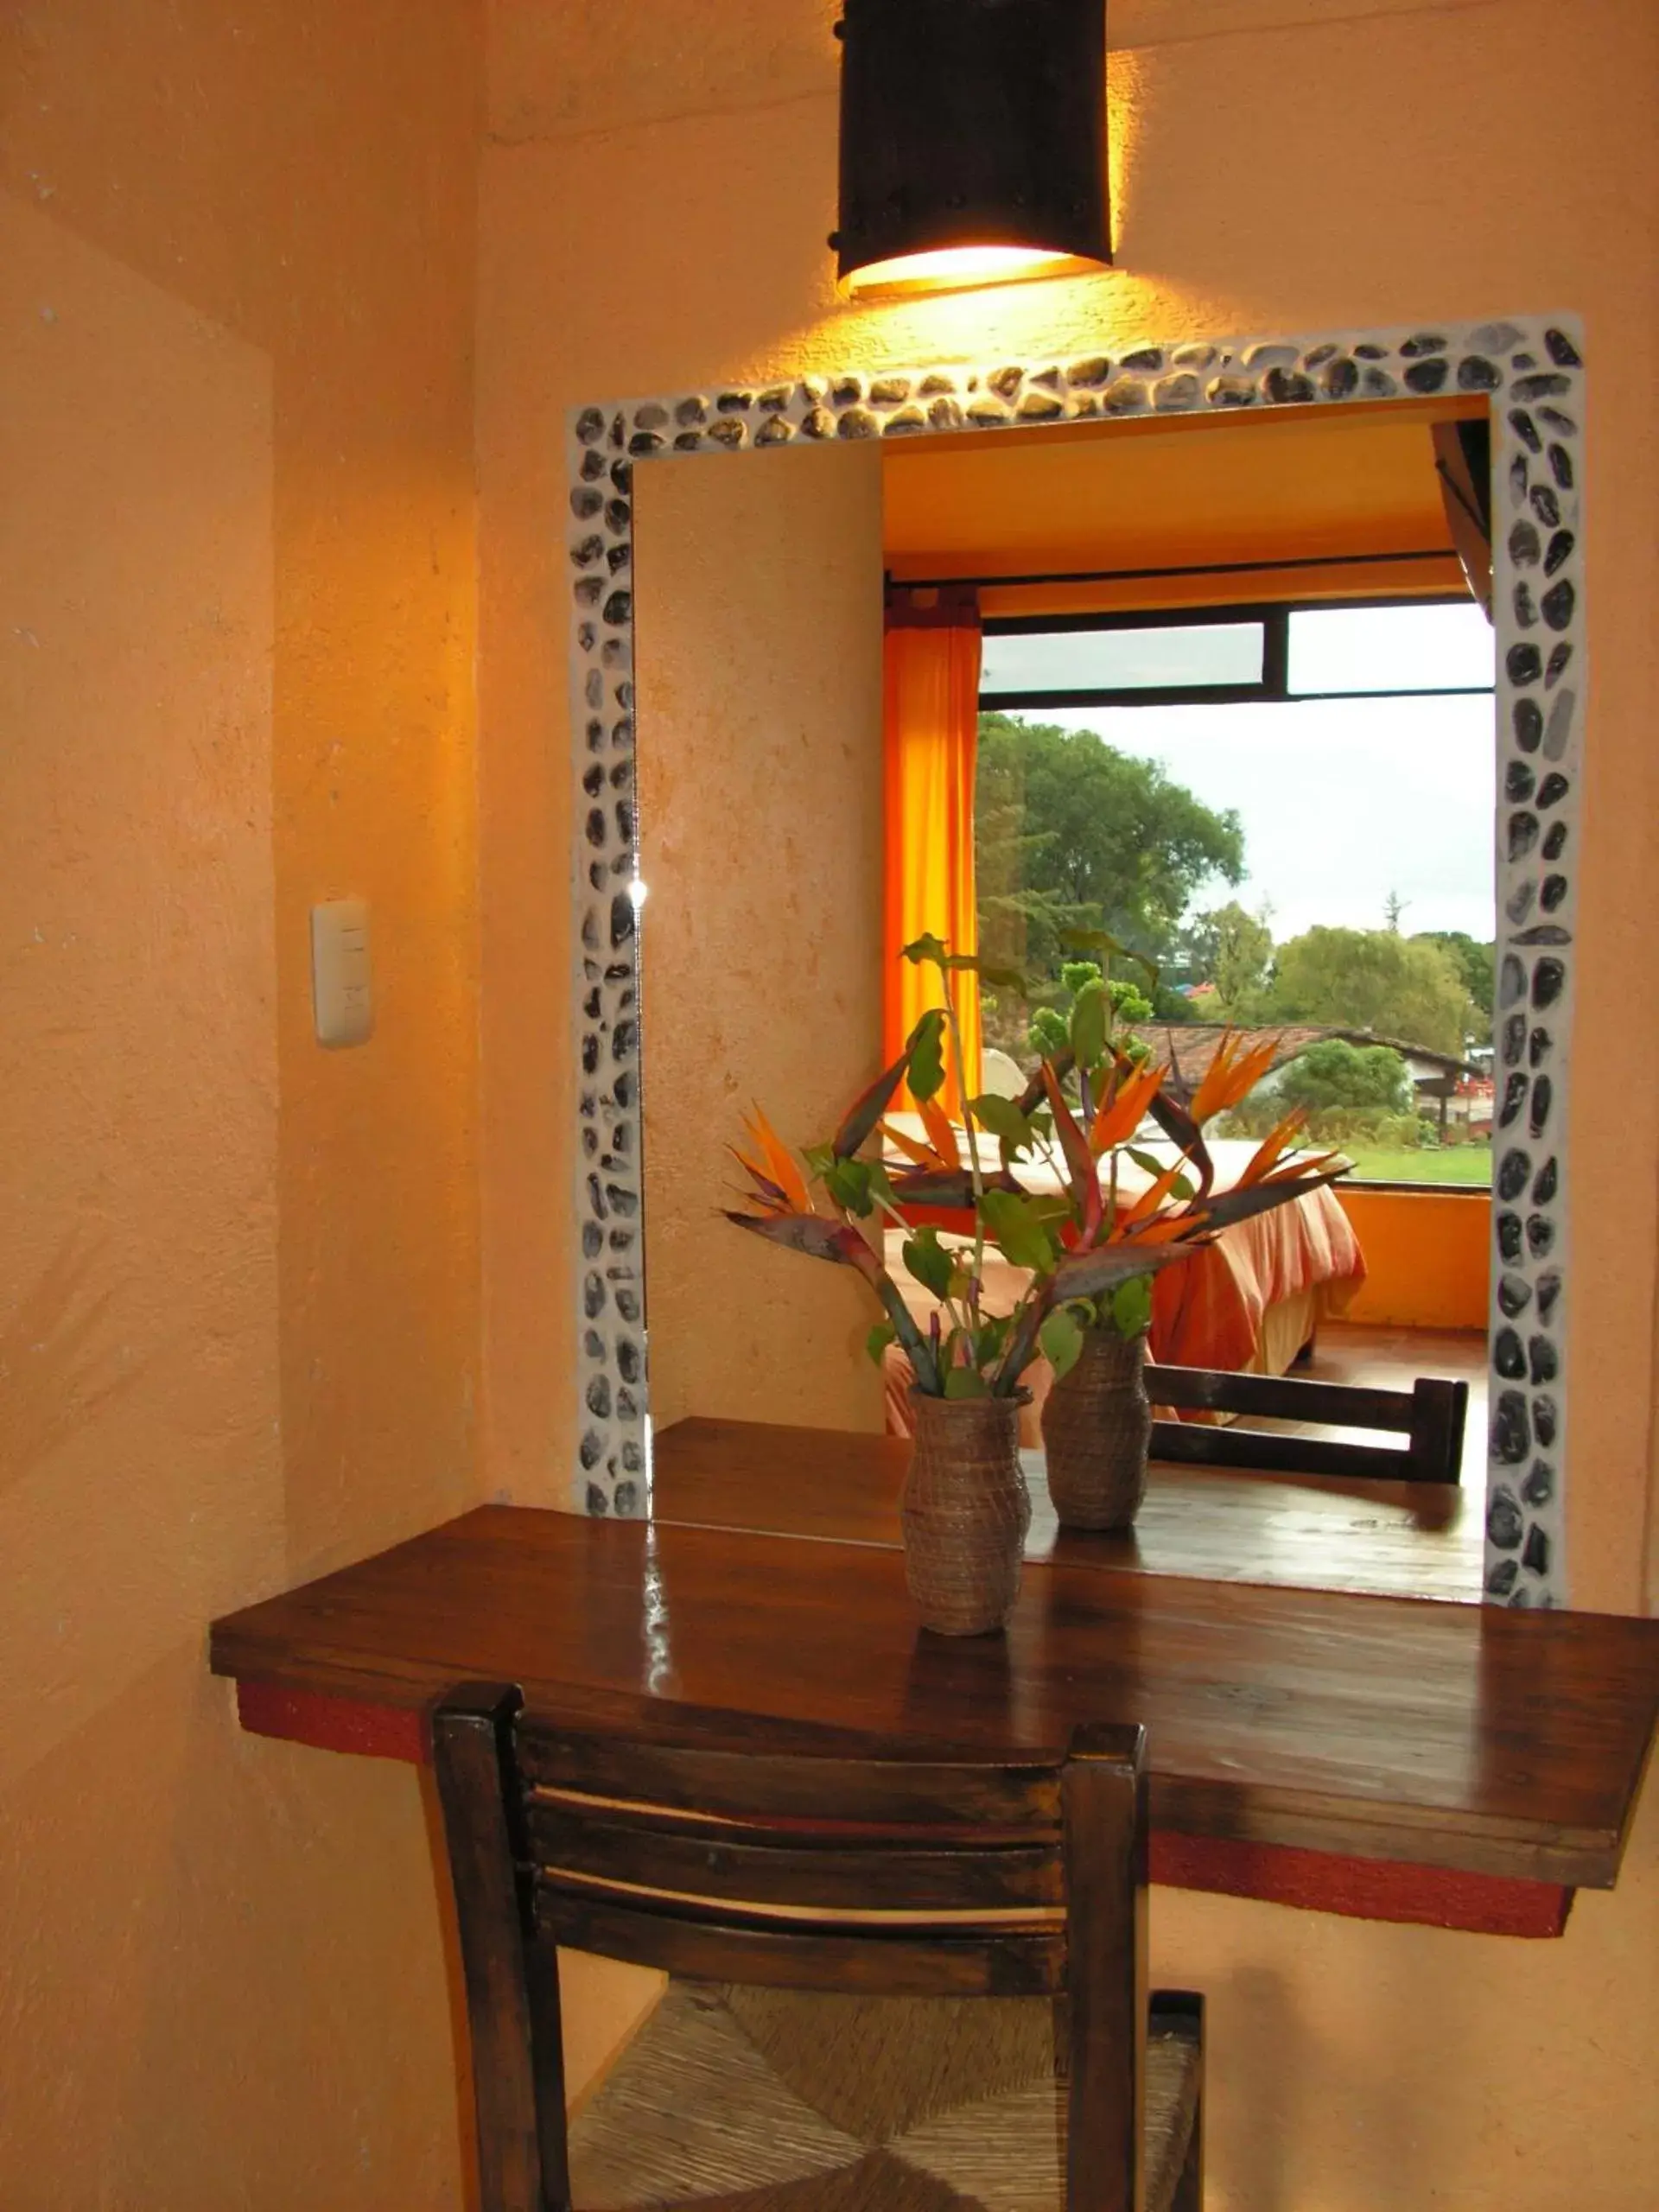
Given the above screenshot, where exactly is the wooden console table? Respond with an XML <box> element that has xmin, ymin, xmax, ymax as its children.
<box><xmin>211</xmin><ymin>1419</ymin><xmax>1659</xmax><ymax>1946</ymax></box>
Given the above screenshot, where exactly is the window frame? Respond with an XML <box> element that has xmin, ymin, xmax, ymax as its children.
<box><xmin>977</xmin><ymin>593</ymin><xmax>1496</xmax><ymax>711</ymax></box>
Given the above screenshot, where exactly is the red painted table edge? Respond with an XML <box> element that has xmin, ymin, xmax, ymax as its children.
<box><xmin>233</xmin><ymin>1680</ymin><xmax>1573</xmax><ymax>1940</ymax></box>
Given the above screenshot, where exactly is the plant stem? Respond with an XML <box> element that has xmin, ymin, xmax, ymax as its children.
<box><xmin>991</xmin><ymin>1280</ymin><xmax>1051</xmax><ymax>1396</ymax></box>
<box><xmin>941</xmin><ymin>973</ymin><xmax>987</xmax><ymax>1329</ymax></box>
<box><xmin>872</xmin><ymin>1188</ymin><xmax>972</xmax><ymax>1345</ymax></box>
<box><xmin>872</xmin><ymin>1267</ymin><xmax>941</xmax><ymax>1395</ymax></box>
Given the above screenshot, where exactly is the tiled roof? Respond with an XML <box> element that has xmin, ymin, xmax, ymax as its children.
<box><xmin>1126</xmin><ymin>1023</ymin><xmax>1479</xmax><ymax>1096</ymax></box>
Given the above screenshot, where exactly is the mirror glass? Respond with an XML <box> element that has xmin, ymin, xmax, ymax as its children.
<box><xmin>632</xmin><ymin>397</ymin><xmax>1502</xmax><ymax>1592</ymax></box>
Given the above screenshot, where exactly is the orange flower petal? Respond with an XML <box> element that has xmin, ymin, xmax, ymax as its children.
<box><xmin>1089</xmin><ymin>1058</ymin><xmax>1167</xmax><ymax>1157</ymax></box>
<box><xmin>1190</xmin><ymin>1029</ymin><xmax>1282</xmax><ymax>1126</ymax></box>
<box><xmin>1236</xmin><ymin>1107</ymin><xmax>1309</xmax><ymax>1187</ymax></box>
<box><xmin>880</xmin><ymin>1119</ymin><xmax>942</xmax><ymax>1169</ymax></box>
<box><xmin>1124</xmin><ymin>1214</ymin><xmax>1202</xmax><ymax>1247</ymax></box>
<box><xmin>743</xmin><ymin>1103</ymin><xmax>811</xmax><ymax>1215</ymax></box>
<box><xmin>918</xmin><ymin>1093</ymin><xmax>963</xmax><ymax>1174</ymax></box>
<box><xmin>1115</xmin><ymin>1150</ymin><xmax>1197</xmax><ymax>1232</ymax></box>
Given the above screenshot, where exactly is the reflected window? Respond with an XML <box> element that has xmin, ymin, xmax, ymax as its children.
<box><xmin>973</xmin><ymin>596</ymin><xmax>1495</xmax><ymax>1191</ymax></box>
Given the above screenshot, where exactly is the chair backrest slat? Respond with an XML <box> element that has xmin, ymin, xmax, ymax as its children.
<box><xmin>518</xmin><ymin>1724</ymin><xmax>1065</xmax><ymax>1829</ymax></box>
<box><xmin>1145</xmin><ymin>1363</ymin><xmax>1412</xmax><ymax>1428</ymax></box>
<box><xmin>538</xmin><ymin>1888</ymin><xmax>1067</xmax><ymax>1999</ymax></box>
<box><xmin>528</xmin><ymin>1797</ymin><xmax>1064</xmax><ymax>1913</ymax></box>
<box><xmin>1144</xmin><ymin>1365</ymin><xmax>1468</xmax><ymax>1485</ymax></box>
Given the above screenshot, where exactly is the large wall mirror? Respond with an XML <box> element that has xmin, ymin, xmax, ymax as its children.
<box><xmin>565</xmin><ymin>318</ymin><xmax>1585</xmax><ymax>1610</ymax></box>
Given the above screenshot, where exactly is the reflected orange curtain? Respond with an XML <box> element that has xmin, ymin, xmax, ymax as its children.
<box><xmin>883</xmin><ymin>587</ymin><xmax>982</xmax><ymax>1112</ymax></box>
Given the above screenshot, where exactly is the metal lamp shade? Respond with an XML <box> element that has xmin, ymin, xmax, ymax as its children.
<box><xmin>833</xmin><ymin>0</ymin><xmax>1110</xmax><ymax>298</ymax></box>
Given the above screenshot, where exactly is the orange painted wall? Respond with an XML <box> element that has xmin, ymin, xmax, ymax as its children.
<box><xmin>635</xmin><ymin>444</ymin><xmax>887</xmax><ymax>1437</ymax></box>
<box><xmin>1</xmin><ymin>3</ymin><xmax>482</xmax><ymax>2202</ymax></box>
<box><xmin>1338</xmin><ymin>1188</ymin><xmax>1491</xmax><ymax>1332</ymax></box>
<box><xmin>478</xmin><ymin>2</ymin><xmax>1659</xmax><ymax>2205</ymax></box>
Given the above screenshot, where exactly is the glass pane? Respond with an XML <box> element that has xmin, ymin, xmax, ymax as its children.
<box><xmin>974</xmin><ymin>692</ymin><xmax>1493</xmax><ymax>1192</ymax></box>
<box><xmin>1287</xmin><ymin>601</ymin><xmax>1494</xmax><ymax>696</ymax></box>
<box><xmin>979</xmin><ymin>621</ymin><xmax>1264</xmax><ymax>696</ymax></box>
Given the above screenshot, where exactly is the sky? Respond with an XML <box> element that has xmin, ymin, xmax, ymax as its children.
<box><xmin>1049</xmin><ymin>690</ymin><xmax>1497</xmax><ymax>944</ymax></box>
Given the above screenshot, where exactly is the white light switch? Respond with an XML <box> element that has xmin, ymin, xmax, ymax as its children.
<box><xmin>310</xmin><ymin>898</ymin><xmax>374</xmax><ymax>1047</ymax></box>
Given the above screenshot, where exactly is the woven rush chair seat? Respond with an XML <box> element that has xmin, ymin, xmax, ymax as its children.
<box><xmin>569</xmin><ymin>1982</ymin><xmax>1202</xmax><ymax>2212</ymax></box>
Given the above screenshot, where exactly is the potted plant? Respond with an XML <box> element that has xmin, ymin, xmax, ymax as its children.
<box><xmin>1027</xmin><ymin>973</ymin><xmax>1340</xmax><ymax>1526</ymax></box>
<box><xmin>727</xmin><ymin>938</ymin><xmax>1344</xmax><ymax>1628</ymax></box>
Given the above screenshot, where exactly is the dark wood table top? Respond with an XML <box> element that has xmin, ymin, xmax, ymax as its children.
<box><xmin>210</xmin><ymin>1471</ymin><xmax>1659</xmax><ymax>1891</ymax></box>
<box><xmin>652</xmin><ymin>1417</ymin><xmax>1483</xmax><ymax>1604</ymax></box>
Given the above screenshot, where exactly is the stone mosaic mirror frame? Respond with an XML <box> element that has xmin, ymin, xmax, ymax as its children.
<box><xmin>566</xmin><ymin>314</ymin><xmax>1586</xmax><ymax>1608</ymax></box>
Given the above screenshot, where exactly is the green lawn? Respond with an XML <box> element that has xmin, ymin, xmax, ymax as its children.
<box><xmin>1335</xmin><ymin>1144</ymin><xmax>1491</xmax><ymax>1187</ymax></box>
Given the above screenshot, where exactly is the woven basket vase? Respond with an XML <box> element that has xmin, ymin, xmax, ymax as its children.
<box><xmin>1040</xmin><ymin>1325</ymin><xmax>1152</xmax><ymax>1531</ymax></box>
<box><xmin>901</xmin><ymin>1389</ymin><xmax>1033</xmax><ymax>1637</ymax></box>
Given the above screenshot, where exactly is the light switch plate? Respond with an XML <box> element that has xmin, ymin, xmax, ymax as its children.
<box><xmin>311</xmin><ymin>898</ymin><xmax>373</xmax><ymax>1047</ymax></box>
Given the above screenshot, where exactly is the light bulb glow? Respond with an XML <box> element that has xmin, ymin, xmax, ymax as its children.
<box><xmin>840</xmin><ymin>242</ymin><xmax>1102</xmax><ymax>301</ymax></box>
<box><xmin>628</xmin><ymin>876</ymin><xmax>649</xmax><ymax>910</ymax></box>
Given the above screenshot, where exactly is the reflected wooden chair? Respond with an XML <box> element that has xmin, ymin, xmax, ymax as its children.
<box><xmin>432</xmin><ymin>1684</ymin><xmax>1205</xmax><ymax>2212</ymax></box>
<box><xmin>1145</xmin><ymin>1363</ymin><xmax>1469</xmax><ymax>1485</ymax></box>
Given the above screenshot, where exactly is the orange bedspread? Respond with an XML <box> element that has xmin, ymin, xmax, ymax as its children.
<box><xmin>1148</xmin><ymin>1181</ymin><xmax>1364</xmax><ymax>1370</ymax></box>
<box><xmin>882</xmin><ymin>1123</ymin><xmax>1366</xmax><ymax>1365</ymax></box>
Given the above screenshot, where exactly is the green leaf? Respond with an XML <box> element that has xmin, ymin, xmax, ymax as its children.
<box><xmin>905</xmin><ymin>1007</ymin><xmax>947</xmax><ymax>1103</ymax></box>
<box><xmin>902</xmin><ymin>1224</ymin><xmax>956</xmax><ymax>1300</ymax></box>
<box><xmin>902</xmin><ymin>932</ymin><xmax>950</xmax><ymax>969</ymax></box>
<box><xmin>971</xmin><ymin>1315</ymin><xmax>1013</xmax><ymax>1367</ymax></box>
<box><xmin>1109</xmin><ymin>1274</ymin><xmax>1154</xmax><ymax>1339</ymax></box>
<box><xmin>802</xmin><ymin>1142</ymin><xmax>836</xmax><ymax>1177</ymax></box>
<box><xmin>1069</xmin><ymin>978</ymin><xmax>1110</xmax><ymax>1071</ymax></box>
<box><xmin>943</xmin><ymin>1364</ymin><xmax>988</xmax><ymax>1399</ymax></box>
<box><xmin>1124</xmin><ymin>1146</ymin><xmax>1193</xmax><ymax>1200</ymax></box>
<box><xmin>977</xmin><ymin>1188</ymin><xmax>1058</xmax><ymax>1275</ymax></box>
<box><xmin>967</xmin><ymin>1093</ymin><xmax>1031</xmax><ymax>1147</ymax></box>
<box><xmin>1039</xmin><ymin>1305</ymin><xmax>1085</xmax><ymax>1382</ymax></box>
<box><xmin>822</xmin><ymin>1155</ymin><xmax>875</xmax><ymax>1217</ymax></box>
<box><xmin>865</xmin><ymin>1319</ymin><xmax>898</xmax><ymax>1366</ymax></box>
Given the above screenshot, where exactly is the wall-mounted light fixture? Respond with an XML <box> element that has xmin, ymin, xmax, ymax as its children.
<box><xmin>831</xmin><ymin>0</ymin><xmax>1110</xmax><ymax>300</ymax></box>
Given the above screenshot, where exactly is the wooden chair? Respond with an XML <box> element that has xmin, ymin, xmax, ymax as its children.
<box><xmin>1144</xmin><ymin>1363</ymin><xmax>1469</xmax><ymax>1485</ymax></box>
<box><xmin>432</xmin><ymin>1683</ymin><xmax>1205</xmax><ymax>2212</ymax></box>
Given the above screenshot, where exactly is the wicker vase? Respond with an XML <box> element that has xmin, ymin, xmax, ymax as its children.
<box><xmin>1041</xmin><ymin>1325</ymin><xmax>1152</xmax><ymax>1531</ymax></box>
<box><xmin>900</xmin><ymin>1389</ymin><xmax>1033</xmax><ymax>1637</ymax></box>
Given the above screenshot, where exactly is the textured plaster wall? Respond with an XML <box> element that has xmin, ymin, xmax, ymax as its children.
<box><xmin>635</xmin><ymin>443</ymin><xmax>886</xmax><ymax>1438</ymax></box>
<box><xmin>0</xmin><ymin>3</ymin><xmax>482</xmax><ymax>2202</ymax></box>
<box><xmin>478</xmin><ymin>1</ymin><xmax>1659</xmax><ymax>2203</ymax></box>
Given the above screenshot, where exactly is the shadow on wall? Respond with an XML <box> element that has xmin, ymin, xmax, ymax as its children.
<box><xmin>0</xmin><ymin>1236</ymin><xmax>144</xmax><ymax>1499</ymax></box>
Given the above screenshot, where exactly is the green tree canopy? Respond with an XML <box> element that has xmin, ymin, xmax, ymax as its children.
<box><xmin>976</xmin><ymin>713</ymin><xmax>1244</xmax><ymax>989</ymax></box>
<box><xmin>1412</xmin><ymin>929</ymin><xmax>1496</xmax><ymax>1032</ymax></box>
<box><xmin>1265</xmin><ymin>926</ymin><xmax>1474</xmax><ymax>1057</ymax></box>
<box><xmin>1277</xmin><ymin>1039</ymin><xmax>1412</xmax><ymax>1115</ymax></box>
<box><xmin>1178</xmin><ymin>899</ymin><xmax>1275</xmax><ymax>1017</ymax></box>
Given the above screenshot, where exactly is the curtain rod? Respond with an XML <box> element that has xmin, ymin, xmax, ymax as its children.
<box><xmin>886</xmin><ymin>547</ymin><xmax>1456</xmax><ymax>592</ymax></box>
